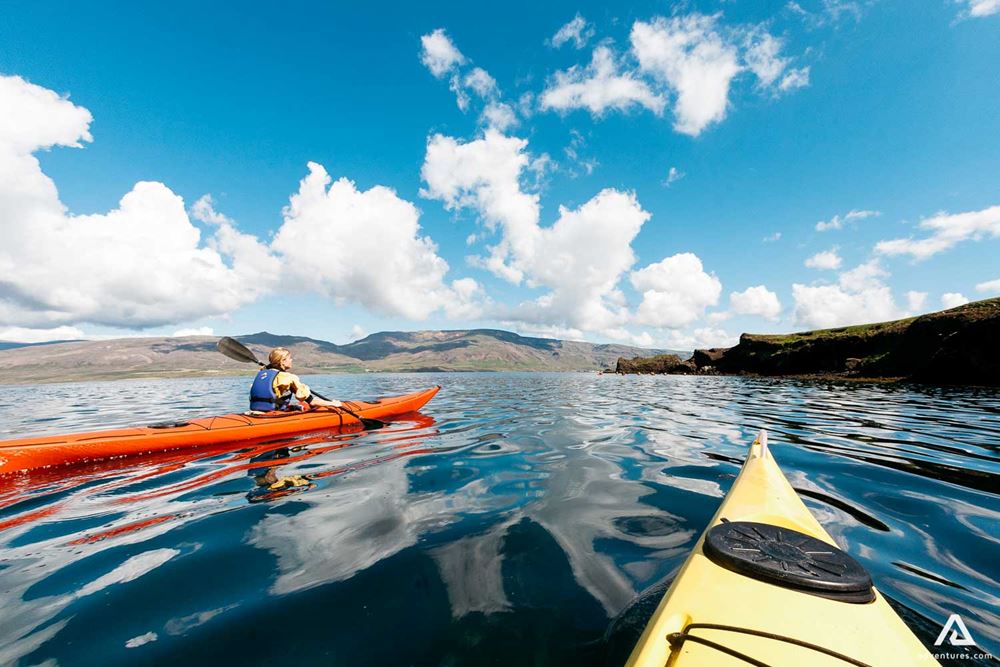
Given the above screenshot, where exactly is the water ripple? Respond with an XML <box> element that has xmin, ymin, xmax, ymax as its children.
<box><xmin>0</xmin><ymin>373</ymin><xmax>997</xmax><ymax>665</ymax></box>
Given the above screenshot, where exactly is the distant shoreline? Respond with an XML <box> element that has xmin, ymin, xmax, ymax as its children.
<box><xmin>5</xmin><ymin>368</ymin><xmax>981</xmax><ymax>388</ymax></box>
<box><xmin>0</xmin><ymin>329</ymin><xmax>680</xmax><ymax>385</ymax></box>
<box><xmin>0</xmin><ymin>368</ymin><xmax>506</xmax><ymax>385</ymax></box>
<box><xmin>1</xmin><ymin>368</ymin><xmax>612</xmax><ymax>386</ymax></box>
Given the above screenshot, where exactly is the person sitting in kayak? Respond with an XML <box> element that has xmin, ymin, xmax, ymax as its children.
<box><xmin>249</xmin><ymin>347</ymin><xmax>342</xmax><ymax>412</ymax></box>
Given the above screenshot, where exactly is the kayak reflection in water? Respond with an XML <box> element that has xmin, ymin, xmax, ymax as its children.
<box><xmin>249</xmin><ymin>347</ymin><xmax>342</xmax><ymax>412</ymax></box>
<box><xmin>246</xmin><ymin>446</ymin><xmax>315</xmax><ymax>503</ymax></box>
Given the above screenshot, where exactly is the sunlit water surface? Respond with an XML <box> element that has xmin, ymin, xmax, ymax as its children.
<box><xmin>0</xmin><ymin>373</ymin><xmax>997</xmax><ymax>666</ymax></box>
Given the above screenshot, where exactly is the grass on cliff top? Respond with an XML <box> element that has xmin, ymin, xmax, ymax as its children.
<box><xmin>751</xmin><ymin>317</ymin><xmax>917</xmax><ymax>345</ymax></box>
<box><xmin>746</xmin><ymin>297</ymin><xmax>999</xmax><ymax>346</ymax></box>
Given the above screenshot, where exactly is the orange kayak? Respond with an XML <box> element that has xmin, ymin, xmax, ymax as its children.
<box><xmin>0</xmin><ymin>386</ymin><xmax>440</xmax><ymax>475</ymax></box>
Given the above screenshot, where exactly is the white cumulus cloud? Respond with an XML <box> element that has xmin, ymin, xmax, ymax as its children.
<box><xmin>664</xmin><ymin>166</ymin><xmax>685</xmax><ymax>186</ymax></box>
<box><xmin>792</xmin><ymin>260</ymin><xmax>904</xmax><ymax>329</ymax></box>
<box><xmin>631</xmin><ymin>253</ymin><xmax>723</xmax><ymax>328</ymax></box>
<box><xmin>664</xmin><ymin>326</ymin><xmax>736</xmax><ymax>350</ymax></box>
<box><xmin>743</xmin><ymin>32</ymin><xmax>789</xmax><ymax>87</ymax></box>
<box><xmin>421</xmin><ymin>130</ymin><xmax>540</xmax><ymax>284</ymax></box>
<box><xmin>729</xmin><ymin>285</ymin><xmax>781</xmax><ymax>320</ymax></box>
<box><xmin>780</xmin><ymin>66</ymin><xmax>810</xmax><ymax>91</ymax></box>
<box><xmin>941</xmin><ymin>292</ymin><xmax>970</xmax><ymax>309</ymax></box>
<box><xmin>631</xmin><ymin>14</ymin><xmax>742</xmax><ymax>136</ymax></box>
<box><xmin>960</xmin><ymin>0</ymin><xmax>1000</xmax><ymax>17</ymax></box>
<box><xmin>787</xmin><ymin>0</ymin><xmax>864</xmax><ymax>26</ymax></box>
<box><xmin>446</xmin><ymin>277</ymin><xmax>488</xmax><ymax>320</ymax></box>
<box><xmin>419</xmin><ymin>32</ymin><xmax>518</xmax><ymax>129</ymax></box>
<box><xmin>420</xmin><ymin>29</ymin><xmax>466</xmax><ymax>78</ymax></box>
<box><xmin>480</xmin><ymin>102</ymin><xmax>518</xmax><ymax>132</ymax></box>
<box><xmin>539</xmin><ymin>14</ymin><xmax>809</xmax><ymax>136</ymax></box>
<box><xmin>0</xmin><ymin>325</ymin><xmax>85</xmax><ymax>343</ymax></box>
<box><xmin>272</xmin><ymin>162</ymin><xmax>481</xmax><ymax>321</ymax></box>
<box><xmin>838</xmin><ymin>260</ymin><xmax>889</xmax><ymax>292</ymax></box>
<box><xmin>1</xmin><ymin>74</ymin><xmax>496</xmax><ymax>335</ymax></box>
<box><xmin>815</xmin><ymin>209</ymin><xmax>879</xmax><ymax>232</ymax></box>
<box><xmin>743</xmin><ymin>31</ymin><xmax>809</xmax><ymax>93</ymax></box>
<box><xmin>510</xmin><ymin>189</ymin><xmax>650</xmax><ymax>332</ymax></box>
<box><xmin>550</xmin><ymin>14</ymin><xmax>595</xmax><ymax>49</ymax></box>
<box><xmin>539</xmin><ymin>45</ymin><xmax>666</xmax><ymax>117</ymax></box>
<box><xmin>506</xmin><ymin>322</ymin><xmax>585</xmax><ymax>342</ymax></box>
<box><xmin>190</xmin><ymin>194</ymin><xmax>232</xmax><ymax>225</ymax></box>
<box><xmin>172</xmin><ymin>327</ymin><xmax>214</xmax><ymax>337</ymax></box>
<box><xmin>0</xmin><ymin>74</ymin><xmax>280</xmax><ymax>330</ymax></box>
<box><xmin>805</xmin><ymin>249</ymin><xmax>842</xmax><ymax>270</ymax></box>
<box><xmin>449</xmin><ymin>74</ymin><xmax>470</xmax><ymax>111</ymax></box>
<box><xmin>874</xmin><ymin>205</ymin><xmax>1000</xmax><ymax>260</ymax></box>
<box><xmin>603</xmin><ymin>328</ymin><xmax>656</xmax><ymax>347</ymax></box>
<box><xmin>563</xmin><ymin>129</ymin><xmax>598</xmax><ymax>177</ymax></box>
<box><xmin>421</xmin><ymin>130</ymin><xmax>650</xmax><ymax>333</ymax></box>
<box><xmin>906</xmin><ymin>291</ymin><xmax>928</xmax><ymax>312</ymax></box>
<box><xmin>464</xmin><ymin>67</ymin><xmax>498</xmax><ymax>99</ymax></box>
<box><xmin>0</xmin><ymin>74</ymin><xmax>93</xmax><ymax>152</ymax></box>
<box><xmin>975</xmin><ymin>278</ymin><xmax>1000</xmax><ymax>294</ymax></box>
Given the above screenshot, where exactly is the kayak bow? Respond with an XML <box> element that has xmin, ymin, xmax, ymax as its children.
<box><xmin>627</xmin><ymin>430</ymin><xmax>936</xmax><ymax>667</ymax></box>
<box><xmin>0</xmin><ymin>386</ymin><xmax>440</xmax><ymax>475</ymax></box>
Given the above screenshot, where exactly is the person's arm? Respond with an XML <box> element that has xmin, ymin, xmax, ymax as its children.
<box><xmin>277</xmin><ymin>372</ymin><xmax>342</xmax><ymax>408</ymax></box>
<box><xmin>306</xmin><ymin>395</ymin><xmax>343</xmax><ymax>408</ymax></box>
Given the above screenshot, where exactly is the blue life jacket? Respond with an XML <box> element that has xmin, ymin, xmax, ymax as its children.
<box><xmin>249</xmin><ymin>368</ymin><xmax>293</xmax><ymax>412</ymax></box>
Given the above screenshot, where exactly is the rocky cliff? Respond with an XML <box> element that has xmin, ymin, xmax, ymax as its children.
<box><xmin>614</xmin><ymin>298</ymin><xmax>1000</xmax><ymax>385</ymax></box>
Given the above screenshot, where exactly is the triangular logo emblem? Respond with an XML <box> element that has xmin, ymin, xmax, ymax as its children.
<box><xmin>934</xmin><ymin>614</ymin><xmax>976</xmax><ymax>647</ymax></box>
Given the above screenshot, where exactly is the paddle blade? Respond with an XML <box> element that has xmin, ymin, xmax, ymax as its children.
<box><xmin>217</xmin><ymin>336</ymin><xmax>262</xmax><ymax>365</ymax></box>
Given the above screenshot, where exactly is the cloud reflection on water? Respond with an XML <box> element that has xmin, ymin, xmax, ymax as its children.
<box><xmin>0</xmin><ymin>373</ymin><xmax>997</xmax><ymax>663</ymax></box>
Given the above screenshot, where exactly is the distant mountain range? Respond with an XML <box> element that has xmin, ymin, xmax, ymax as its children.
<box><xmin>0</xmin><ymin>329</ymin><xmax>682</xmax><ymax>384</ymax></box>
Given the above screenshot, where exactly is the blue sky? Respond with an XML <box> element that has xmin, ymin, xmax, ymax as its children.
<box><xmin>0</xmin><ymin>0</ymin><xmax>997</xmax><ymax>347</ymax></box>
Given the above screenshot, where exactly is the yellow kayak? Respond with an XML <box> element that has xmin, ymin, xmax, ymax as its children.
<box><xmin>626</xmin><ymin>430</ymin><xmax>938</xmax><ymax>667</ymax></box>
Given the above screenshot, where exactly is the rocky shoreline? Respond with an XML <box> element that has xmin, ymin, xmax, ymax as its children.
<box><xmin>612</xmin><ymin>298</ymin><xmax>1000</xmax><ymax>385</ymax></box>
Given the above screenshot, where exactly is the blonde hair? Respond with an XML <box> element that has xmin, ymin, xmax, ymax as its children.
<box><xmin>268</xmin><ymin>347</ymin><xmax>291</xmax><ymax>368</ymax></box>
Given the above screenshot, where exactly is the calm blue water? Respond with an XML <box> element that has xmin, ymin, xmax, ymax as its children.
<box><xmin>0</xmin><ymin>373</ymin><xmax>997</xmax><ymax>666</ymax></box>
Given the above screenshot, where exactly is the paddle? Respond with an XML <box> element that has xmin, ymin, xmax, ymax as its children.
<box><xmin>216</xmin><ymin>336</ymin><xmax>386</xmax><ymax>429</ymax></box>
